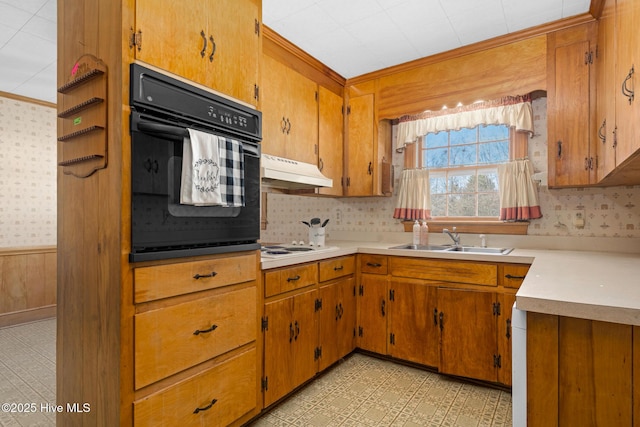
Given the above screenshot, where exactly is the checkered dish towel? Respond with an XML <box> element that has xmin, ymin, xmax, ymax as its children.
<box><xmin>218</xmin><ymin>137</ymin><xmax>245</xmax><ymax>207</ymax></box>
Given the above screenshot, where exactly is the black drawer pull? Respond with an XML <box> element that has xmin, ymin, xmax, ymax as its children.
<box><xmin>506</xmin><ymin>318</ymin><xmax>512</xmax><ymax>339</ymax></box>
<box><xmin>505</xmin><ymin>274</ymin><xmax>526</xmax><ymax>280</ymax></box>
<box><xmin>193</xmin><ymin>324</ymin><xmax>217</xmax><ymax>335</ymax></box>
<box><xmin>193</xmin><ymin>398</ymin><xmax>217</xmax><ymax>414</ymax></box>
<box><xmin>287</xmin><ymin>275</ymin><xmax>301</xmax><ymax>282</ymax></box>
<box><xmin>334</xmin><ymin>265</ymin><xmax>344</xmax><ymax>271</ymax></box>
<box><xmin>193</xmin><ymin>272</ymin><xmax>217</xmax><ymax>279</ymax></box>
<box><xmin>366</xmin><ymin>262</ymin><xmax>382</xmax><ymax>268</ymax></box>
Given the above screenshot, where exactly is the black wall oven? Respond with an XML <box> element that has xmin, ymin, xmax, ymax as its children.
<box><xmin>129</xmin><ymin>64</ymin><xmax>261</xmax><ymax>262</ymax></box>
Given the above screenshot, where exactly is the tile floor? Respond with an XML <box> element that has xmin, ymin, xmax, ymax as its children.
<box><xmin>250</xmin><ymin>353</ymin><xmax>512</xmax><ymax>427</ymax></box>
<box><xmin>0</xmin><ymin>319</ymin><xmax>512</xmax><ymax>427</ymax></box>
<box><xmin>0</xmin><ymin>318</ymin><xmax>56</xmax><ymax>427</ymax></box>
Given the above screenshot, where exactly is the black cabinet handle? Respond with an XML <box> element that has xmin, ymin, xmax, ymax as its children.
<box><xmin>319</xmin><ymin>158</ymin><xmax>324</xmax><ymax>171</ymax></box>
<box><xmin>334</xmin><ymin>265</ymin><xmax>344</xmax><ymax>271</ymax></box>
<box><xmin>281</xmin><ymin>117</ymin><xmax>287</xmax><ymax>133</ymax></box>
<box><xmin>598</xmin><ymin>119</ymin><xmax>606</xmax><ymax>144</ymax></box>
<box><xmin>381</xmin><ymin>299</ymin><xmax>386</xmax><ymax>317</ymax></box>
<box><xmin>193</xmin><ymin>272</ymin><xmax>217</xmax><ymax>279</ymax></box>
<box><xmin>505</xmin><ymin>274</ymin><xmax>526</xmax><ymax>280</ymax></box>
<box><xmin>208</xmin><ymin>35</ymin><xmax>216</xmax><ymax>62</ymax></box>
<box><xmin>193</xmin><ymin>324</ymin><xmax>217</xmax><ymax>336</ymax></box>
<box><xmin>287</xmin><ymin>275</ymin><xmax>301</xmax><ymax>282</ymax></box>
<box><xmin>289</xmin><ymin>322</ymin><xmax>294</xmax><ymax>342</ymax></box>
<box><xmin>294</xmin><ymin>320</ymin><xmax>300</xmax><ymax>340</ymax></box>
<box><xmin>286</xmin><ymin>118</ymin><xmax>291</xmax><ymax>134</ymax></box>
<box><xmin>367</xmin><ymin>162</ymin><xmax>373</xmax><ymax>175</ymax></box>
<box><xmin>193</xmin><ymin>398</ymin><xmax>217</xmax><ymax>414</ymax></box>
<box><xmin>557</xmin><ymin>140</ymin><xmax>562</xmax><ymax>158</ymax></box>
<box><xmin>366</xmin><ymin>262</ymin><xmax>381</xmax><ymax>268</ymax></box>
<box><xmin>622</xmin><ymin>66</ymin><xmax>635</xmax><ymax>104</ymax></box>
<box><xmin>439</xmin><ymin>312</ymin><xmax>444</xmax><ymax>331</ymax></box>
<box><xmin>335</xmin><ymin>304</ymin><xmax>340</xmax><ymax>321</ymax></box>
<box><xmin>506</xmin><ymin>318</ymin><xmax>512</xmax><ymax>339</ymax></box>
<box><xmin>200</xmin><ymin>30</ymin><xmax>207</xmax><ymax>58</ymax></box>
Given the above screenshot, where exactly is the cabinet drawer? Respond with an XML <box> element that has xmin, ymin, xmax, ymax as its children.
<box><xmin>134</xmin><ymin>253</ymin><xmax>257</xmax><ymax>303</ymax></box>
<box><xmin>319</xmin><ymin>256</ymin><xmax>355</xmax><ymax>282</ymax></box>
<box><xmin>499</xmin><ymin>263</ymin><xmax>530</xmax><ymax>289</ymax></box>
<box><xmin>264</xmin><ymin>263</ymin><xmax>317</xmax><ymax>297</ymax></box>
<box><xmin>359</xmin><ymin>254</ymin><xmax>388</xmax><ymax>274</ymax></box>
<box><xmin>134</xmin><ymin>286</ymin><xmax>256</xmax><ymax>389</ymax></box>
<box><xmin>390</xmin><ymin>257</ymin><xmax>497</xmax><ymax>286</ymax></box>
<box><xmin>134</xmin><ymin>348</ymin><xmax>257</xmax><ymax>427</ymax></box>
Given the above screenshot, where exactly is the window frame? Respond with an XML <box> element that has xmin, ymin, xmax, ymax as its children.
<box><xmin>401</xmin><ymin>128</ymin><xmax>530</xmax><ymax>234</ymax></box>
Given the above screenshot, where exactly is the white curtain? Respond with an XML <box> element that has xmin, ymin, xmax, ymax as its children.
<box><xmin>393</xmin><ymin>168</ymin><xmax>431</xmax><ymax>220</ymax></box>
<box><xmin>497</xmin><ymin>159</ymin><xmax>542</xmax><ymax>221</ymax></box>
<box><xmin>396</xmin><ymin>95</ymin><xmax>534</xmax><ymax>150</ymax></box>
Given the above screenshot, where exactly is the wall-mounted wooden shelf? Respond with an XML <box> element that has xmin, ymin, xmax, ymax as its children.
<box><xmin>57</xmin><ymin>54</ymin><xmax>108</xmax><ymax>178</ymax></box>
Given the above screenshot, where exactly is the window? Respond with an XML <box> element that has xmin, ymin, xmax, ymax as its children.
<box><xmin>419</xmin><ymin>124</ymin><xmax>511</xmax><ymax>218</ymax></box>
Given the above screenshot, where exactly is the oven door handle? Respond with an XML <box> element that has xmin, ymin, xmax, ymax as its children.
<box><xmin>135</xmin><ymin>120</ymin><xmax>260</xmax><ymax>157</ymax></box>
<box><xmin>136</xmin><ymin>121</ymin><xmax>189</xmax><ymax>141</ymax></box>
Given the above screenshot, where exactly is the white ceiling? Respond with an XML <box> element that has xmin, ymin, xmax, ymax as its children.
<box><xmin>0</xmin><ymin>0</ymin><xmax>591</xmax><ymax>105</ymax></box>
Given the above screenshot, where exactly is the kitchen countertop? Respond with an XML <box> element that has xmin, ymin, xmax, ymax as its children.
<box><xmin>261</xmin><ymin>240</ymin><xmax>640</xmax><ymax>326</ymax></box>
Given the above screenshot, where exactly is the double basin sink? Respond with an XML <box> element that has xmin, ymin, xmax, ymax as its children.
<box><xmin>389</xmin><ymin>244</ymin><xmax>514</xmax><ymax>255</ymax></box>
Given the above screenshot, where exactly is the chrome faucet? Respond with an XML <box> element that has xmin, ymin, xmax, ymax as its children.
<box><xmin>443</xmin><ymin>227</ymin><xmax>461</xmax><ymax>247</ymax></box>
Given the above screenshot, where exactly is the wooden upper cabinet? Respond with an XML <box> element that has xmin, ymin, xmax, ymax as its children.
<box><xmin>547</xmin><ymin>22</ymin><xmax>597</xmax><ymax>187</ymax></box>
<box><xmin>346</xmin><ymin>93</ymin><xmax>374</xmax><ymax>196</ymax></box>
<box><xmin>613</xmin><ymin>0</ymin><xmax>640</xmax><ymax>166</ymax></box>
<box><xmin>595</xmin><ymin>0</ymin><xmax>618</xmax><ymax>181</ymax></box>
<box><xmin>317</xmin><ymin>86</ymin><xmax>344</xmax><ymax>196</ymax></box>
<box><xmin>261</xmin><ymin>55</ymin><xmax>318</xmax><ymax>164</ymax></box>
<box><xmin>134</xmin><ymin>0</ymin><xmax>260</xmax><ymax>106</ymax></box>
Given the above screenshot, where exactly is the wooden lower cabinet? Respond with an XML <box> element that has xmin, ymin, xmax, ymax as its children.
<box><xmin>133</xmin><ymin>348</ymin><xmax>257</xmax><ymax>427</ymax></box>
<box><xmin>319</xmin><ymin>277</ymin><xmax>356</xmax><ymax>371</ymax></box>
<box><xmin>263</xmin><ymin>288</ymin><xmax>318</xmax><ymax>407</ymax></box>
<box><xmin>262</xmin><ymin>255</ymin><xmax>357</xmax><ymax>408</ymax></box>
<box><xmin>357</xmin><ymin>255</ymin><xmax>525</xmax><ymax>387</ymax></box>
<box><xmin>527</xmin><ymin>312</ymin><xmax>634</xmax><ymax>426</ymax></box>
<box><xmin>388</xmin><ymin>278</ymin><xmax>439</xmax><ymax>367</ymax></box>
<box><xmin>357</xmin><ymin>273</ymin><xmax>389</xmax><ymax>354</ymax></box>
<box><xmin>438</xmin><ymin>287</ymin><xmax>498</xmax><ymax>382</ymax></box>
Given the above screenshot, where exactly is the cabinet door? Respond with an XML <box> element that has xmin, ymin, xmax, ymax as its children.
<box><xmin>261</xmin><ymin>56</ymin><xmax>318</xmax><ymax>163</ymax></box>
<box><xmin>263</xmin><ymin>289</ymin><xmax>317</xmax><ymax>407</ymax></box>
<box><xmin>547</xmin><ymin>31</ymin><xmax>595</xmax><ymax>187</ymax></box>
<box><xmin>388</xmin><ymin>279</ymin><xmax>439</xmax><ymax>367</ymax></box>
<box><xmin>357</xmin><ymin>274</ymin><xmax>387</xmax><ymax>354</ymax></box>
<box><xmin>318</xmin><ymin>86</ymin><xmax>344</xmax><ymax>196</ymax></box>
<box><xmin>135</xmin><ymin>0</ymin><xmax>207</xmax><ymax>85</ymax></box>
<box><xmin>346</xmin><ymin>94</ymin><xmax>374</xmax><ymax>195</ymax></box>
<box><xmin>261</xmin><ymin>55</ymin><xmax>289</xmax><ymax>158</ymax></box>
<box><xmin>204</xmin><ymin>0</ymin><xmax>260</xmax><ymax>105</ymax></box>
<box><xmin>497</xmin><ymin>292</ymin><xmax>516</xmax><ymax>386</ymax></box>
<box><xmin>438</xmin><ymin>287</ymin><xmax>498</xmax><ymax>382</ymax></box>
<box><xmin>319</xmin><ymin>278</ymin><xmax>356</xmax><ymax>371</ymax></box>
<box><xmin>595</xmin><ymin>0</ymin><xmax>618</xmax><ymax>180</ymax></box>
<box><xmin>614</xmin><ymin>0</ymin><xmax>640</xmax><ymax>164</ymax></box>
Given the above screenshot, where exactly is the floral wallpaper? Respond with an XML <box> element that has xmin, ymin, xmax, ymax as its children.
<box><xmin>262</xmin><ymin>97</ymin><xmax>640</xmax><ymax>243</ymax></box>
<box><xmin>0</xmin><ymin>95</ymin><xmax>57</xmax><ymax>247</ymax></box>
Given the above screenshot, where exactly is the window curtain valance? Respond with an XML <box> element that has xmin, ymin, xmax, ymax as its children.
<box><xmin>396</xmin><ymin>94</ymin><xmax>534</xmax><ymax>150</ymax></box>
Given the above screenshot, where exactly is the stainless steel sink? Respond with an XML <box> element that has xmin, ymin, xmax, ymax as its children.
<box><xmin>445</xmin><ymin>246</ymin><xmax>514</xmax><ymax>255</ymax></box>
<box><xmin>388</xmin><ymin>244</ymin><xmax>449</xmax><ymax>251</ymax></box>
<box><xmin>388</xmin><ymin>244</ymin><xmax>513</xmax><ymax>255</ymax></box>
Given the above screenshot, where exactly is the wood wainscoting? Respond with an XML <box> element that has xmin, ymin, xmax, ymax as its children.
<box><xmin>0</xmin><ymin>246</ymin><xmax>56</xmax><ymax>327</ymax></box>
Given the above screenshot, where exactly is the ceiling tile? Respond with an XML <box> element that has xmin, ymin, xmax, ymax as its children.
<box><xmin>0</xmin><ymin>0</ymin><xmax>49</xmax><ymax>15</ymax></box>
<box><xmin>0</xmin><ymin>3</ymin><xmax>31</xmax><ymax>30</ymax></box>
<box><xmin>22</xmin><ymin>14</ymin><xmax>56</xmax><ymax>43</ymax></box>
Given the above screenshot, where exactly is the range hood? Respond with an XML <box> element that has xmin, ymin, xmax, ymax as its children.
<box><xmin>261</xmin><ymin>154</ymin><xmax>333</xmax><ymax>190</ymax></box>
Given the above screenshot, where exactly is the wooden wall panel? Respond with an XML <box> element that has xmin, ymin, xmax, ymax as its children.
<box><xmin>376</xmin><ymin>36</ymin><xmax>547</xmax><ymax>119</ymax></box>
<box><xmin>0</xmin><ymin>247</ymin><xmax>57</xmax><ymax>327</ymax></box>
